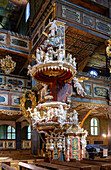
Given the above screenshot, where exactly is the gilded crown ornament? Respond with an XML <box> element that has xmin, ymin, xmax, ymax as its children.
<box><xmin>1</xmin><ymin>55</ymin><xmax>16</xmax><ymax>74</ymax></box>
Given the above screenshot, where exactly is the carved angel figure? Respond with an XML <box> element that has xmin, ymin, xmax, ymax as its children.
<box><xmin>67</xmin><ymin>53</ymin><xmax>72</xmax><ymax>64</ymax></box>
<box><xmin>27</xmin><ymin>65</ymin><xmax>32</xmax><ymax>75</ymax></box>
<box><xmin>58</xmin><ymin>105</ymin><xmax>66</xmax><ymax>127</ymax></box>
<box><xmin>48</xmin><ymin>20</ymin><xmax>57</xmax><ymax>37</ymax></box>
<box><xmin>58</xmin><ymin>45</ymin><xmax>64</xmax><ymax>61</ymax></box>
<box><xmin>36</xmin><ymin>48</ymin><xmax>41</xmax><ymax>63</ymax></box>
<box><xmin>70</xmin><ymin>110</ymin><xmax>78</xmax><ymax>124</ymax></box>
<box><xmin>72</xmin><ymin>57</ymin><xmax>76</xmax><ymax>67</ymax></box>
<box><xmin>44</xmin><ymin>52</ymin><xmax>49</xmax><ymax>63</ymax></box>
<box><xmin>73</xmin><ymin>77</ymin><xmax>87</xmax><ymax>96</ymax></box>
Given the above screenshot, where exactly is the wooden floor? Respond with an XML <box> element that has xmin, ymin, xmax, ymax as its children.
<box><xmin>0</xmin><ymin>152</ymin><xmax>111</xmax><ymax>170</ymax></box>
<box><xmin>0</xmin><ymin>150</ymin><xmax>44</xmax><ymax>170</ymax></box>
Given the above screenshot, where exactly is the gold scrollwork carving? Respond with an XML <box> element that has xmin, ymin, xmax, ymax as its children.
<box><xmin>106</xmin><ymin>38</ymin><xmax>111</xmax><ymax>57</ymax></box>
<box><xmin>20</xmin><ymin>90</ymin><xmax>36</xmax><ymax>117</ymax></box>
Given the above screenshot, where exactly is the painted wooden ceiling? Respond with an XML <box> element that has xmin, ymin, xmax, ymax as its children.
<box><xmin>65</xmin><ymin>26</ymin><xmax>106</xmax><ymax>76</ymax></box>
<box><xmin>0</xmin><ymin>0</ymin><xmax>27</xmax><ymax>30</ymax></box>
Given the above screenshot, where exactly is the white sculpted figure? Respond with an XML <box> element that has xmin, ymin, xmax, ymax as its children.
<box><xmin>28</xmin><ymin>107</ymin><xmax>41</xmax><ymax>126</ymax></box>
<box><xmin>73</xmin><ymin>57</ymin><xmax>76</xmax><ymax>67</ymax></box>
<box><xmin>58</xmin><ymin>45</ymin><xmax>64</xmax><ymax>61</ymax></box>
<box><xmin>40</xmin><ymin>48</ymin><xmax>45</xmax><ymax>62</ymax></box>
<box><xmin>81</xmin><ymin>130</ymin><xmax>88</xmax><ymax>149</ymax></box>
<box><xmin>67</xmin><ymin>53</ymin><xmax>72</xmax><ymax>64</ymax></box>
<box><xmin>36</xmin><ymin>48</ymin><xmax>41</xmax><ymax>63</ymax></box>
<box><xmin>73</xmin><ymin>77</ymin><xmax>86</xmax><ymax>96</ymax></box>
<box><xmin>73</xmin><ymin>110</ymin><xmax>78</xmax><ymax>124</ymax></box>
<box><xmin>48</xmin><ymin>20</ymin><xmax>57</xmax><ymax>37</ymax></box>
<box><xmin>44</xmin><ymin>52</ymin><xmax>49</xmax><ymax>63</ymax></box>
<box><xmin>47</xmin><ymin>46</ymin><xmax>53</xmax><ymax>61</ymax></box>
<box><xmin>53</xmin><ymin>108</ymin><xmax>58</xmax><ymax>117</ymax></box>
<box><xmin>58</xmin><ymin>105</ymin><xmax>66</xmax><ymax>127</ymax></box>
<box><xmin>47</xmin><ymin>107</ymin><xmax>51</xmax><ymax>121</ymax></box>
<box><xmin>27</xmin><ymin>65</ymin><xmax>32</xmax><ymax>76</ymax></box>
<box><xmin>69</xmin><ymin>110</ymin><xmax>78</xmax><ymax>124</ymax></box>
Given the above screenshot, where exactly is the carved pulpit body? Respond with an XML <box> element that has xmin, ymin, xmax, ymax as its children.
<box><xmin>24</xmin><ymin>20</ymin><xmax>88</xmax><ymax>161</ymax></box>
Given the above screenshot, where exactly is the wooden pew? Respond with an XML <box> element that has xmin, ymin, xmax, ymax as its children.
<box><xmin>1</xmin><ymin>163</ymin><xmax>16</xmax><ymax>170</ymax></box>
<box><xmin>80</xmin><ymin>160</ymin><xmax>111</xmax><ymax>170</ymax></box>
<box><xmin>18</xmin><ymin>162</ymin><xmax>47</xmax><ymax>170</ymax></box>
<box><xmin>36</xmin><ymin>162</ymin><xmax>79</xmax><ymax>170</ymax></box>
<box><xmin>51</xmin><ymin>160</ymin><xmax>100</xmax><ymax>170</ymax></box>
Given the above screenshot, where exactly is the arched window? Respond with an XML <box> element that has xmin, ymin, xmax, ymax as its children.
<box><xmin>0</xmin><ymin>125</ymin><xmax>16</xmax><ymax>139</ymax></box>
<box><xmin>27</xmin><ymin>125</ymin><xmax>31</xmax><ymax>139</ymax></box>
<box><xmin>90</xmin><ymin>118</ymin><xmax>98</xmax><ymax>135</ymax></box>
<box><xmin>21</xmin><ymin>125</ymin><xmax>31</xmax><ymax>140</ymax></box>
<box><xmin>25</xmin><ymin>2</ymin><xmax>30</xmax><ymax>22</ymax></box>
<box><xmin>7</xmin><ymin>125</ymin><xmax>16</xmax><ymax>139</ymax></box>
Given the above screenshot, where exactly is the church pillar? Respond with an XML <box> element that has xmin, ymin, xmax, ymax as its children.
<box><xmin>109</xmin><ymin>1</ymin><xmax>111</xmax><ymax>18</ymax></box>
<box><xmin>31</xmin><ymin>128</ymin><xmax>41</xmax><ymax>155</ymax></box>
<box><xmin>16</xmin><ymin>122</ymin><xmax>22</xmax><ymax>150</ymax></box>
<box><xmin>108</xmin><ymin>118</ymin><xmax>111</xmax><ymax>155</ymax></box>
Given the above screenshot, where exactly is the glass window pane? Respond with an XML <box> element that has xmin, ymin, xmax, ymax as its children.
<box><xmin>91</xmin><ymin>119</ymin><xmax>93</xmax><ymax>126</ymax></box>
<box><xmin>94</xmin><ymin>119</ymin><xmax>97</xmax><ymax>126</ymax></box>
<box><xmin>7</xmin><ymin>133</ymin><xmax>11</xmax><ymax>139</ymax></box>
<box><xmin>95</xmin><ymin>127</ymin><xmax>98</xmax><ymax>135</ymax></box>
<box><xmin>28</xmin><ymin>125</ymin><xmax>31</xmax><ymax>132</ymax></box>
<box><xmin>0</xmin><ymin>125</ymin><xmax>6</xmax><ymax>139</ymax></box>
<box><xmin>12</xmin><ymin>127</ymin><xmax>15</xmax><ymax>132</ymax></box>
<box><xmin>26</xmin><ymin>2</ymin><xmax>30</xmax><ymax>22</ymax></box>
<box><xmin>7</xmin><ymin>126</ymin><xmax>11</xmax><ymax>132</ymax></box>
<box><xmin>91</xmin><ymin>127</ymin><xmax>94</xmax><ymax>135</ymax></box>
<box><xmin>12</xmin><ymin>133</ymin><xmax>16</xmax><ymax>139</ymax></box>
<box><xmin>91</xmin><ymin>118</ymin><xmax>98</xmax><ymax>136</ymax></box>
<box><xmin>28</xmin><ymin>133</ymin><xmax>31</xmax><ymax>139</ymax></box>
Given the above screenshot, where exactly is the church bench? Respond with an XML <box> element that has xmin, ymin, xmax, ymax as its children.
<box><xmin>36</xmin><ymin>162</ymin><xmax>79</xmax><ymax>170</ymax></box>
<box><xmin>18</xmin><ymin>162</ymin><xmax>47</xmax><ymax>170</ymax></box>
<box><xmin>80</xmin><ymin>160</ymin><xmax>111</xmax><ymax>170</ymax></box>
<box><xmin>50</xmin><ymin>160</ymin><xmax>100</xmax><ymax>170</ymax></box>
<box><xmin>1</xmin><ymin>163</ymin><xmax>16</xmax><ymax>170</ymax></box>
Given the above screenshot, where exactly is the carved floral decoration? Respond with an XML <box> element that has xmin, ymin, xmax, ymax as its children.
<box><xmin>1</xmin><ymin>55</ymin><xmax>16</xmax><ymax>74</ymax></box>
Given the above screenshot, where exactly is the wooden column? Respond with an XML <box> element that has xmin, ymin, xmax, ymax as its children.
<box><xmin>109</xmin><ymin>1</ymin><xmax>111</xmax><ymax>19</ymax></box>
<box><xmin>108</xmin><ymin>118</ymin><xmax>111</xmax><ymax>155</ymax></box>
<box><xmin>31</xmin><ymin>128</ymin><xmax>41</xmax><ymax>155</ymax></box>
<box><xmin>16</xmin><ymin>122</ymin><xmax>22</xmax><ymax>150</ymax></box>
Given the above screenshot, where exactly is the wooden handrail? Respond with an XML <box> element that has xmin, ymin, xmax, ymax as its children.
<box><xmin>1</xmin><ymin>163</ymin><xmax>16</xmax><ymax>170</ymax></box>
<box><xmin>18</xmin><ymin>162</ymin><xmax>47</xmax><ymax>170</ymax></box>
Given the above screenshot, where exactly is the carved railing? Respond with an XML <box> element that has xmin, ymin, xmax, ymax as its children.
<box><xmin>0</xmin><ymin>29</ymin><xmax>30</xmax><ymax>55</ymax></box>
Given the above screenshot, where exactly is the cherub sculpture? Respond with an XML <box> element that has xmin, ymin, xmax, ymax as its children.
<box><xmin>73</xmin><ymin>77</ymin><xmax>86</xmax><ymax>96</ymax></box>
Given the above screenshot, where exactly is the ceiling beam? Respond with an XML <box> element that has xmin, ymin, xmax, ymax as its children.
<box><xmin>81</xmin><ymin>109</ymin><xmax>92</xmax><ymax>128</ymax></box>
<box><xmin>78</xmin><ymin>56</ymin><xmax>90</xmax><ymax>72</ymax></box>
<box><xmin>16</xmin><ymin>116</ymin><xmax>25</xmax><ymax>122</ymax></box>
<box><xmin>18</xmin><ymin>59</ymin><xmax>29</xmax><ymax>75</ymax></box>
<box><xmin>15</xmin><ymin>5</ymin><xmax>26</xmax><ymax>31</ymax></box>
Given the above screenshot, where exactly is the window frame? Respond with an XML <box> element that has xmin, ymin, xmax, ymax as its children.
<box><xmin>0</xmin><ymin>125</ymin><xmax>16</xmax><ymax>140</ymax></box>
<box><xmin>90</xmin><ymin>118</ymin><xmax>99</xmax><ymax>136</ymax></box>
<box><xmin>7</xmin><ymin>125</ymin><xmax>16</xmax><ymax>140</ymax></box>
<box><xmin>27</xmin><ymin>125</ymin><xmax>31</xmax><ymax>140</ymax></box>
<box><xmin>25</xmin><ymin>2</ymin><xmax>30</xmax><ymax>22</ymax></box>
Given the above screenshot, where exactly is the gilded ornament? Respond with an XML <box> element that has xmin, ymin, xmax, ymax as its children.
<box><xmin>106</xmin><ymin>38</ymin><xmax>111</xmax><ymax>57</ymax></box>
<box><xmin>20</xmin><ymin>90</ymin><xmax>36</xmax><ymax>117</ymax></box>
<box><xmin>1</xmin><ymin>55</ymin><xmax>16</xmax><ymax>74</ymax></box>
